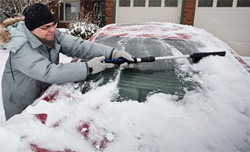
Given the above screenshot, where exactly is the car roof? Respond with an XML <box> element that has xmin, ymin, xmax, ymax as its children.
<box><xmin>90</xmin><ymin>23</ymin><xmax>202</xmax><ymax>41</ymax></box>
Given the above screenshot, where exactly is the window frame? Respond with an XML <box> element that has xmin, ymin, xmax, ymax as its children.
<box><xmin>237</xmin><ymin>0</ymin><xmax>250</xmax><ymax>7</ymax></box>
<box><xmin>149</xmin><ymin>0</ymin><xmax>162</xmax><ymax>7</ymax></box>
<box><xmin>197</xmin><ymin>0</ymin><xmax>250</xmax><ymax>7</ymax></box>
<box><xmin>118</xmin><ymin>0</ymin><xmax>180</xmax><ymax>8</ymax></box>
<box><xmin>59</xmin><ymin>1</ymin><xmax>80</xmax><ymax>22</ymax></box>
<box><xmin>198</xmin><ymin>0</ymin><xmax>213</xmax><ymax>7</ymax></box>
<box><xmin>119</xmin><ymin>0</ymin><xmax>131</xmax><ymax>7</ymax></box>
<box><xmin>217</xmin><ymin>0</ymin><xmax>233</xmax><ymax>7</ymax></box>
<box><xmin>134</xmin><ymin>0</ymin><xmax>146</xmax><ymax>7</ymax></box>
<box><xmin>165</xmin><ymin>0</ymin><xmax>178</xmax><ymax>7</ymax></box>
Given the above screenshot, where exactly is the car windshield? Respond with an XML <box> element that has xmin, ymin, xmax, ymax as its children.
<box><xmin>79</xmin><ymin>36</ymin><xmax>202</xmax><ymax>102</ymax></box>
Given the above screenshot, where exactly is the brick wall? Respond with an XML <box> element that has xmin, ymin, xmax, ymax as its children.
<box><xmin>105</xmin><ymin>0</ymin><xmax>114</xmax><ymax>24</ymax></box>
<box><xmin>182</xmin><ymin>0</ymin><xmax>196</xmax><ymax>25</ymax></box>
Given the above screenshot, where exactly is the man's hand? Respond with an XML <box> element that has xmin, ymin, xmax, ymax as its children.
<box><xmin>111</xmin><ymin>49</ymin><xmax>134</xmax><ymax>62</ymax></box>
<box><xmin>86</xmin><ymin>56</ymin><xmax>115</xmax><ymax>75</ymax></box>
<box><xmin>111</xmin><ymin>49</ymin><xmax>136</xmax><ymax>68</ymax></box>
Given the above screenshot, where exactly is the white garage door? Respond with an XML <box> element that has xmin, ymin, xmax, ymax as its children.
<box><xmin>194</xmin><ymin>0</ymin><xmax>250</xmax><ymax>56</ymax></box>
<box><xmin>116</xmin><ymin>0</ymin><xmax>182</xmax><ymax>24</ymax></box>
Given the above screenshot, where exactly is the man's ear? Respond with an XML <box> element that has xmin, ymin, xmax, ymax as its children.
<box><xmin>31</xmin><ymin>29</ymin><xmax>38</xmax><ymax>35</ymax></box>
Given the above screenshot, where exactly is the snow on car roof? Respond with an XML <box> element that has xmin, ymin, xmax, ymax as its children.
<box><xmin>92</xmin><ymin>23</ymin><xmax>216</xmax><ymax>40</ymax></box>
<box><xmin>91</xmin><ymin>23</ymin><xmax>194</xmax><ymax>40</ymax></box>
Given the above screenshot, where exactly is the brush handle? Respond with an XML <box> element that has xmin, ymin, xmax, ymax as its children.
<box><xmin>104</xmin><ymin>56</ymin><xmax>156</xmax><ymax>64</ymax></box>
<box><xmin>104</xmin><ymin>58</ymin><xmax>135</xmax><ymax>64</ymax></box>
<box><xmin>103</xmin><ymin>51</ymin><xmax>226</xmax><ymax>64</ymax></box>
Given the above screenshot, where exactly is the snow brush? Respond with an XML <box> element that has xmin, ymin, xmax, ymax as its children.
<box><xmin>105</xmin><ymin>51</ymin><xmax>226</xmax><ymax>64</ymax></box>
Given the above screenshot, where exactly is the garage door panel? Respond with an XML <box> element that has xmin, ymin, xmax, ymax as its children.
<box><xmin>116</xmin><ymin>0</ymin><xmax>182</xmax><ymax>24</ymax></box>
<box><xmin>118</xmin><ymin>12</ymin><xmax>130</xmax><ymax>20</ymax></box>
<box><xmin>194</xmin><ymin>0</ymin><xmax>250</xmax><ymax>56</ymax></box>
<box><xmin>131</xmin><ymin>11</ymin><xmax>147</xmax><ymax>20</ymax></box>
<box><xmin>195</xmin><ymin>11</ymin><xmax>213</xmax><ymax>23</ymax></box>
<box><xmin>236</xmin><ymin>11</ymin><xmax>250</xmax><ymax>24</ymax></box>
<box><xmin>235</xmin><ymin>28</ymin><xmax>250</xmax><ymax>38</ymax></box>
<box><xmin>213</xmin><ymin>11</ymin><xmax>235</xmax><ymax>23</ymax></box>
<box><xmin>212</xmin><ymin>27</ymin><xmax>232</xmax><ymax>37</ymax></box>
<box><xmin>228</xmin><ymin>41</ymin><xmax>250</xmax><ymax>56</ymax></box>
<box><xmin>196</xmin><ymin>10</ymin><xmax>236</xmax><ymax>25</ymax></box>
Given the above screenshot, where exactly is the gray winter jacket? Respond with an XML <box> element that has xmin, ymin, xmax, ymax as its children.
<box><xmin>1</xmin><ymin>21</ymin><xmax>113</xmax><ymax>120</ymax></box>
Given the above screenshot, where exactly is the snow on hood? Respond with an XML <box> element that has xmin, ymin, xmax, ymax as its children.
<box><xmin>0</xmin><ymin>23</ymin><xmax>250</xmax><ymax>151</ymax></box>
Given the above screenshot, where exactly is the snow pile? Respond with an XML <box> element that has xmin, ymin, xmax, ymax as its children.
<box><xmin>0</xmin><ymin>23</ymin><xmax>250</xmax><ymax>151</ymax></box>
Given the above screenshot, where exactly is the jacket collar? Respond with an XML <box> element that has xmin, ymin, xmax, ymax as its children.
<box><xmin>23</xmin><ymin>24</ymin><xmax>43</xmax><ymax>49</ymax></box>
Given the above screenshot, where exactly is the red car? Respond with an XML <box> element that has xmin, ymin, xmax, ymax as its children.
<box><xmin>3</xmin><ymin>23</ymin><xmax>250</xmax><ymax>152</ymax></box>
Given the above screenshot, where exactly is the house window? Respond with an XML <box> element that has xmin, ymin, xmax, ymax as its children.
<box><xmin>165</xmin><ymin>0</ymin><xmax>178</xmax><ymax>7</ymax></box>
<box><xmin>217</xmin><ymin>0</ymin><xmax>233</xmax><ymax>7</ymax></box>
<box><xmin>149</xmin><ymin>0</ymin><xmax>161</xmax><ymax>7</ymax></box>
<box><xmin>60</xmin><ymin>2</ymin><xmax>80</xmax><ymax>21</ymax></box>
<box><xmin>237</xmin><ymin>0</ymin><xmax>250</xmax><ymax>7</ymax></box>
<box><xmin>198</xmin><ymin>0</ymin><xmax>213</xmax><ymax>7</ymax></box>
<box><xmin>119</xmin><ymin>0</ymin><xmax>130</xmax><ymax>7</ymax></box>
<box><xmin>134</xmin><ymin>0</ymin><xmax>145</xmax><ymax>7</ymax></box>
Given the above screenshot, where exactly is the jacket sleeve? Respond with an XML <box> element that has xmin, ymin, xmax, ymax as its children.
<box><xmin>55</xmin><ymin>30</ymin><xmax>113</xmax><ymax>60</ymax></box>
<box><xmin>11</xmin><ymin>45</ymin><xmax>88</xmax><ymax>84</ymax></box>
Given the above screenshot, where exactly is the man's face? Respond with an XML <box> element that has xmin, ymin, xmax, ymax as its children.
<box><xmin>31</xmin><ymin>22</ymin><xmax>57</xmax><ymax>41</ymax></box>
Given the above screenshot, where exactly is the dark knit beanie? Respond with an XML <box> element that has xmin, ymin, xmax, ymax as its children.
<box><xmin>22</xmin><ymin>3</ymin><xmax>55</xmax><ymax>31</ymax></box>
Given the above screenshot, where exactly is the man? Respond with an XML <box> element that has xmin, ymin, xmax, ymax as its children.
<box><xmin>0</xmin><ymin>3</ymin><xmax>133</xmax><ymax>120</ymax></box>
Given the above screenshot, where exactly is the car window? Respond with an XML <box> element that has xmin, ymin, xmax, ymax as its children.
<box><xmin>79</xmin><ymin>37</ymin><xmax>200</xmax><ymax>102</ymax></box>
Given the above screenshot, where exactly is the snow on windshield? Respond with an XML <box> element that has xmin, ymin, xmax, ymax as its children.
<box><xmin>0</xmin><ymin>23</ymin><xmax>250</xmax><ymax>151</ymax></box>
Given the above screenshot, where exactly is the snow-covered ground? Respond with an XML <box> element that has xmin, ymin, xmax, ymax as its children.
<box><xmin>0</xmin><ymin>29</ymin><xmax>250</xmax><ymax>151</ymax></box>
